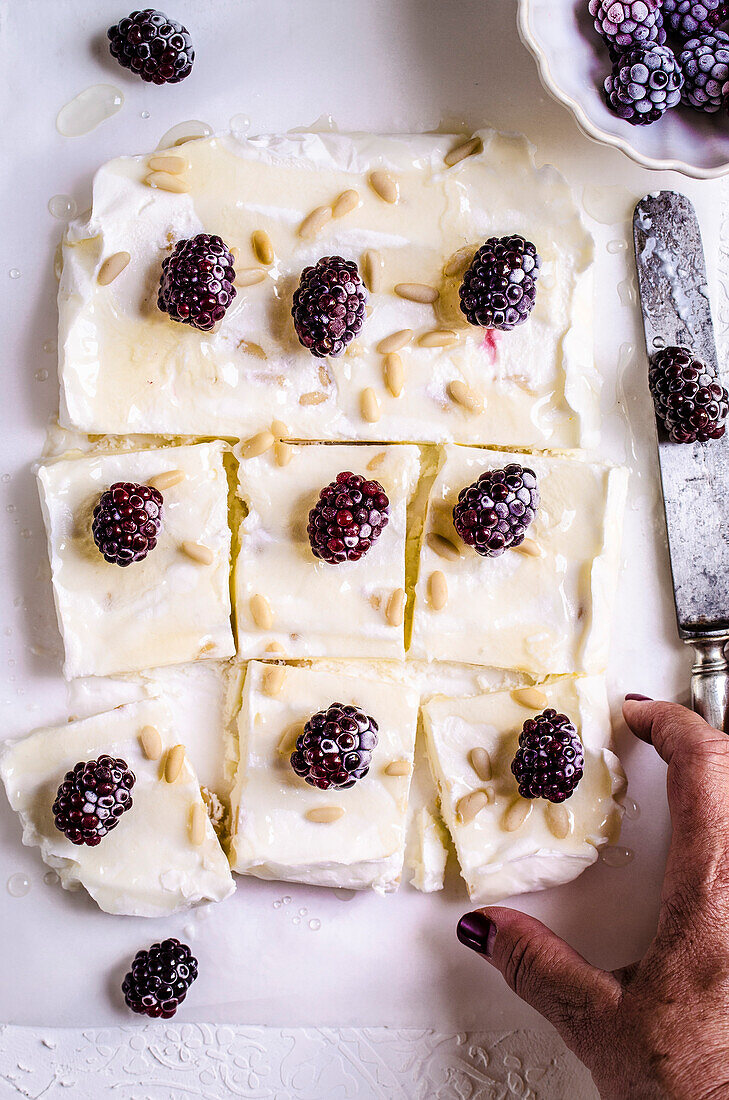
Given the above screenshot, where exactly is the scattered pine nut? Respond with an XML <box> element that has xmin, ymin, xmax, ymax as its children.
<box><xmin>426</xmin><ymin>532</ymin><xmax>461</xmax><ymax>561</ymax></box>
<box><xmin>251</xmin><ymin>593</ymin><xmax>273</xmax><ymax>630</ymax></box>
<box><xmin>394</xmin><ymin>283</ymin><xmax>439</xmax><ymax>304</ymax></box>
<box><xmin>271</xmin><ymin>419</ymin><xmax>288</xmax><ymax>438</ymax></box>
<box><xmin>469</xmin><ymin>747</ymin><xmax>492</xmax><ymax>782</ymax></box>
<box><xmin>189</xmin><ymin>801</ymin><xmax>206</xmax><ymax>846</ymax></box>
<box><xmin>385</xmin><ymin>760</ymin><xmax>411</xmax><ymax>777</ymax></box>
<box><xmin>418</xmin><ymin>329</ymin><xmax>458</xmax><ymax>348</ymax></box>
<box><xmin>362</xmin><ymin>249</ymin><xmax>384</xmax><ymax>293</ymax></box>
<box><xmin>457</xmin><ymin>790</ymin><xmax>490</xmax><ymax>824</ymax></box>
<box><xmin>384</xmin><ymin>352</ymin><xmax>404</xmax><ymax>398</ymax></box>
<box><xmin>251</xmin><ymin>229</ymin><xmax>274</xmax><ymax>265</ymax></box>
<box><xmin>369</xmin><ymin>170</ymin><xmax>399</xmax><ymax>204</ymax></box>
<box><xmin>240</xmin><ymin>430</ymin><xmax>275</xmax><ymax>458</ymax></box>
<box><xmin>447</xmin><ymin>379</ymin><xmax>483</xmax><ymax>412</ymax></box>
<box><xmin>428</xmin><ymin>570</ymin><xmax>448</xmax><ymax>611</ymax></box>
<box><xmin>181</xmin><ymin>541</ymin><xmax>214</xmax><ymax>565</ymax></box>
<box><xmin>385</xmin><ymin>587</ymin><xmax>406</xmax><ymax>627</ymax></box>
<box><xmin>230</xmin><ymin>247</ymin><xmax>241</xmax><ymax>265</ymax></box>
<box><xmin>274</xmin><ymin>441</ymin><xmax>293</xmax><ymax>467</ymax></box>
<box><xmin>299</xmin><ymin>391</ymin><xmax>327</xmax><ymax>406</ymax></box>
<box><xmin>546</xmin><ymin>803</ymin><xmax>572</xmax><ymax>840</ymax></box>
<box><xmin>331</xmin><ymin>189</ymin><xmax>361</xmax><ymax>218</ymax></box>
<box><xmin>377</xmin><ymin>329</ymin><xmax>413</xmax><ymax>354</ymax></box>
<box><xmin>444</xmin><ymin>135</ymin><xmax>483</xmax><ymax>167</ymax></box>
<box><xmin>148</xmin><ymin>468</ymin><xmax>185</xmax><ymax>492</ymax></box>
<box><xmin>97</xmin><ymin>252</ymin><xmax>131</xmax><ymax>286</ymax></box>
<box><xmin>238</xmin><ymin>339</ymin><xmax>267</xmax><ymax>359</ymax></box>
<box><xmin>305</xmin><ymin>806</ymin><xmax>344</xmax><ymax>823</ymax></box>
<box><xmin>298</xmin><ymin>205</ymin><xmax>331</xmax><ymax>240</ymax></box>
<box><xmin>262</xmin><ymin>664</ymin><xmax>286</xmax><ymax>697</ymax></box>
<box><xmin>502</xmin><ymin>797</ymin><xmax>533</xmax><ymax>832</ymax></box>
<box><xmin>140</xmin><ymin>725</ymin><xmax>162</xmax><ymax>761</ymax></box>
<box><xmin>444</xmin><ymin>247</ymin><xmax>473</xmax><ymax>278</ymax></box>
<box><xmin>146</xmin><ymin>172</ymin><xmax>190</xmax><ymax>193</ymax></box>
<box><xmin>265</xmin><ymin>641</ymin><xmax>285</xmax><ymax>655</ymax></box>
<box><xmin>367</xmin><ymin>451</ymin><xmax>386</xmax><ymax>471</ymax></box>
<box><xmin>235</xmin><ymin>268</ymin><xmax>267</xmax><ymax>287</ymax></box>
<box><xmin>164</xmin><ymin>744</ymin><xmax>185</xmax><ymax>784</ymax></box>
<box><xmin>515</xmin><ymin>538</ymin><xmax>544</xmax><ymax>558</ymax></box>
<box><xmin>148</xmin><ymin>154</ymin><xmax>186</xmax><ymax>174</ymax></box>
<box><xmin>361</xmin><ymin>387</ymin><xmax>381</xmax><ymax>423</ymax></box>
<box><xmin>512</xmin><ymin>686</ymin><xmax>548</xmax><ymax>709</ymax></box>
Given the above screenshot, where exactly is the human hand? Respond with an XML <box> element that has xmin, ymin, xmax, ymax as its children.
<box><xmin>456</xmin><ymin>698</ymin><xmax>729</xmax><ymax>1100</ymax></box>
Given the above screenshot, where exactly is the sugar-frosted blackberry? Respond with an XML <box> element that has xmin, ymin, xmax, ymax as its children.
<box><xmin>604</xmin><ymin>43</ymin><xmax>684</xmax><ymax>123</ymax></box>
<box><xmin>290</xmin><ymin>703</ymin><xmax>378</xmax><ymax>790</ymax></box>
<box><xmin>53</xmin><ymin>756</ymin><xmax>135</xmax><ymax>846</ymax></box>
<box><xmin>649</xmin><ymin>345</ymin><xmax>728</xmax><ymax>443</ymax></box>
<box><xmin>459</xmin><ymin>236</ymin><xmax>540</xmax><ymax>331</ymax></box>
<box><xmin>158</xmin><ymin>234</ymin><xmax>236</xmax><ymax>332</ymax></box>
<box><xmin>307</xmin><ymin>472</ymin><xmax>389</xmax><ymax>564</ymax></box>
<box><xmin>92</xmin><ymin>482</ymin><xmax>163</xmax><ymax>566</ymax></box>
<box><xmin>292</xmin><ymin>256</ymin><xmax>367</xmax><ymax>358</ymax></box>
<box><xmin>663</xmin><ymin>0</ymin><xmax>729</xmax><ymax>40</ymax></box>
<box><xmin>511</xmin><ymin>709</ymin><xmax>585</xmax><ymax>803</ymax></box>
<box><xmin>589</xmin><ymin>0</ymin><xmax>666</xmax><ymax>58</ymax></box>
<box><xmin>122</xmin><ymin>939</ymin><xmax>198</xmax><ymax>1019</ymax></box>
<box><xmin>452</xmin><ymin>464</ymin><xmax>539</xmax><ymax>557</ymax></box>
<box><xmin>678</xmin><ymin>31</ymin><xmax>729</xmax><ymax>110</ymax></box>
<box><xmin>107</xmin><ymin>10</ymin><xmax>194</xmax><ymax>84</ymax></box>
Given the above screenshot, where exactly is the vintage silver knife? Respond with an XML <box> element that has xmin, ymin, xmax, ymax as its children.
<box><xmin>633</xmin><ymin>191</ymin><xmax>729</xmax><ymax>732</ymax></box>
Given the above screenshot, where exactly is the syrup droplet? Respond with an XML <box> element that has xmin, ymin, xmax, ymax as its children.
<box><xmin>56</xmin><ymin>85</ymin><xmax>124</xmax><ymax>138</ymax></box>
<box><xmin>273</xmin><ymin>900</ymin><xmax>281</xmax><ymax>909</ymax></box>
<box><xmin>9</xmin><ymin>269</ymin><xmax>20</xmax><ymax>280</ymax></box>
<box><xmin>622</xmin><ymin>796</ymin><xmax>641</xmax><ymax>821</ymax></box>
<box><xmin>652</xmin><ymin>335</ymin><xmax>665</xmax><ymax>349</ymax></box>
<box><xmin>282</xmin><ymin>895</ymin><xmax>291</xmax><ymax>904</ymax></box>
<box><xmin>298</xmin><ymin>907</ymin><xmax>307</xmax><ymax>916</ymax></box>
<box><xmin>607</xmin><ymin>238</ymin><xmax>628</xmax><ymax>254</ymax></box>
<box><xmin>35</xmin><ymin>369</ymin><xmax>49</xmax><ymax>383</ymax></box>
<box><xmin>599</xmin><ymin>845</ymin><xmax>635</xmax><ymax>867</ymax></box>
<box><xmin>157</xmin><ymin>119</ymin><xmax>213</xmax><ymax>150</ymax></box>
<box><xmin>334</xmin><ymin>888</ymin><xmax>357</xmax><ymax>902</ymax></box>
<box><xmin>582</xmin><ymin>183</ymin><xmax>632</xmax><ymax>226</ymax></box>
<box><xmin>230</xmin><ymin>113</ymin><xmax>251</xmax><ymax>138</ymax></box>
<box><xmin>7</xmin><ymin>874</ymin><xmax>31</xmax><ymax>897</ymax></box>
<box><xmin>617</xmin><ymin>277</ymin><xmax>638</xmax><ymax>308</ymax></box>
<box><xmin>292</xmin><ymin>916</ymin><xmax>301</xmax><ymax>925</ymax></box>
<box><xmin>42</xmin><ymin>339</ymin><xmax>57</xmax><ymax>355</ymax></box>
<box><xmin>309</xmin><ymin>919</ymin><xmax>321</xmax><ymax>931</ymax></box>
<box><xmin>48</xmin><ymin>195</ymin><xmax>78</xmax><ymax>221</ymax></box>
<box><xmin>141</xmin><ymin>110</ymin><xmax>150</xmax><ymax>120</ymax></box>
<box><xmin>43</xmin><ymin>871</ymin><xmax>59</xmax><ymax>886</ymax></box>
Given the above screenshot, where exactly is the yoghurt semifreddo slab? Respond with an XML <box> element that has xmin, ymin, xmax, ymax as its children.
<box><xmin>234</xmin><ymin>442</ymin><xmax>419</xmax><ymax>659</ymax></box>
<box><xmin>37</xmin><ymin>441</ymin><xmax>235</xmax><ymax>679</ymax></box>
<box><xmin>0</xmin><ymin>698</ymin><xmax>235</xmax><ymax>918</ymax></box>
<box><xmin>410</xmin><ymin>445</ymin><xmax>628</xmax><ymax>675</ymax></box>
<box><xmin>421</xmin><ymin>677</ymin><xmax>626</xmax><ymax>904</ymax></box>
<box><xmin>229</xmin><ymin>661</ymin><xmax>419</xmax><ymax>892</ymax></box>
<box><xmin>58</xmin><ymin>128</ymin><xmax>597</xmax><ymax>447</ymax></box>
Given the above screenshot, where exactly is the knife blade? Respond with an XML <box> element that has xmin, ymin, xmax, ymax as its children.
<box><xmin>633</xmin><ymin>190</ymin><xmax>729</xmax><ymax>730</ymax></box>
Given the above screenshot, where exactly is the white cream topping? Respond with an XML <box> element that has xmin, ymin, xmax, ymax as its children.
<box><xmin>58</xmin><ymin>129</ymin><xmax>596</xmax><ymax>447</ymax></box>
<box><xmin>421</xmin><ymin>676</ymin><xmax>626</xmax><ymax>905</ymax></box>
<box><xmin>0</xmin><ymin>699</ymin><xmax>234</xmax><ymax>917</ymax></box>
<box><xmin>410</xmin><ymin>445</ymin><xmax>628</xmax><ymax>675</ymax></box>
<box><xmin>229</xmin><ymin>661</ymin><xmax>419</xmax><ymax>893</ymax></box>
<box><xmin>408</xmin><ymin>807</ymin><xmax>449</xmax><ymax>893</ymax></box>
<box><xmin>235</xmin><ymin>443</ymin><xmax>419</xmax><ymax>659</ymax></box>
<box><xmin>37</xmin><ymin>441</ymin><xmax>235</xmax><ymax>679</ymax></box>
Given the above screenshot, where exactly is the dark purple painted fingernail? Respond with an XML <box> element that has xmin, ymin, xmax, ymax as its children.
<box><xmin>457</xmin><ymin>912</ymin><xmax>497</xmax><ymax>958</ymax></box>
<box><xmin>625</xmin><ymin>694</ymin><xmax>652</xmax><ymax>702</ymax></box>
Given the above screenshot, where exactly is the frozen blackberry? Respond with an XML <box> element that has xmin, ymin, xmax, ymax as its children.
<box><xmin>649</xmin><ymin>345</ymin><xmax>728</xmax><ymax>443</ymax></box>
<box><xmin>511</xmin><ymin>709</ymin><xmax>585</xmax><ymax>804</ymax></box>
<box><xmin>122</xmin><ymin>938</ymin><xmax>198</xmax><ymax>1019</ymax></box>
<box><xmin>604</xmin><ymin>43</ymin><xmax>684</xmax><ymax>123</ymax></box>
<box><xmin>459</xmin><ymin>236</ymin><xmax>540</xmax><ymax>331</ymax></box>
<box><xmin>53</xmin><ymin>756</ymin><xmax>135</xmax><ymax>846</ymax></box>
<box><xmin>453</xmin><ymin>464</ymin><xmax>539</xmax><ymax>558</ymax></box>
<box><xmin>663</xmin><ymin>0</ymin><xmax>729</xmax><ymax>40</ymax></box>
<box><xmin>158</xmin><ymin>234</ymin><xmax>236</xmax><ymax>332</ymax></box>
<box><xmin>307</xmin><ymin>472</ymin><xmax>389</xmax><ymax>564</ymax></box>
<box><xmin>92</xmin><ymin>482</ymin><xmax>163</xmax><ymax>566</ymax></box>
<box><xmin>107</xmin><ymin>9</ymin><xmax>194</xmax><ymax>84</ymax></box>
<box><xmin>678</xmin><ymin>31</ymin><xmax>729</xmax><ymax>110</ymax></box>
<box><xmin>290</xmin><ymin>703</ymin><xmax>378</xmax><ymax>790</ymax></box>
<box><xmin>589</xmin><ymin>0</ymin><xmax>666</xmax><ymax>58</ymax></box>
<box><xmin>291</xmin><ymin>256</ymin><xmax>367</xmax><ymax>358</ymax></box>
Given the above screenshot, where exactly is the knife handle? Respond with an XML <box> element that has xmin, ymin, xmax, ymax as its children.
<box><xmin>688</xmin><ymin>637</ymin><xmax>729</xmax><ymax>732</ymax></box>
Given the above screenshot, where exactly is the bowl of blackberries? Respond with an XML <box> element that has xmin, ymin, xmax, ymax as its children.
<box><xmin>518</xmin><ymin>1</ymin><xmax>729</xmax><ymax>177</ymax></box>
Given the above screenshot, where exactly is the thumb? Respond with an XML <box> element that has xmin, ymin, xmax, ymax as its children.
<box><xmin>457</xmin><ymin>907</ymin><xmax>620</xmax><ymax>1057</ymax></box>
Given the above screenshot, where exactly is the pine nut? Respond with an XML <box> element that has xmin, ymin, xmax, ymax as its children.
<box><xmin>146</xmin><ymin>172</ymin><xmax>190</xmax><ymax>193</ymax></box>
<box><xmin>148</xmin><ymin>154</ymin><xmax>186</xmax><ymax>174</ymax></box>
<box><xmin>298</xmin><ymin>205</ymin><xmax>331</xmax><ymax>240</ymax></box>
<box><xmin>385</xmin><ymin>587</ymin><xmax>406</xmax><ymax>627</ymax></box>
<box><xmin>385</xmin><ymin>760</ymin><xmax>411</xmax><ymax>777</ymax></box>
<box><xmin>384</xmin><ymin>352</ymin><xmax>404</xmax><ymax>398</ymax></box>
<box><xmin>265</xmin><ymin>641</ymin><xmax>285</xmax><ymax>655</ymax></box>
<box><xmin>148</xmin><ymin>468</ymin><xmax>185</xmax><ymax>492</ymax></box>
<box><xmin>189</xmin><ymin>801</ymin><xmax>207</xmax><ymax>846</ymax></box>
<box><xmin>512</xmin><ymin>686</ymin><xmax>548</xmax><ymax>709</ymax></box>
<box><xmin>444</xmin><ymin>248</ymin><xmax>472</xmax><ymax>278</ymax></box>
<box><xmin>515</xmin><ymin>538</ymin><xmax>544</xmax><ymax>558</ymax></box>
<box><xmin>181</xmin><ymin>541</ymin><xmax>214</xmax><ymax>565</ymax></box>
<box><xmin>251</xmin><ymin>593</ymin><xmax>273</xmax><ymax>630</ymax></box>
<box><xmin>271</xmin><ymin>419</ymin><xmax>288</xmax><ymax>438</ymax></box>
<box><xmin>457</xmin><ymin>790</ymin><xmax>490</xmax><ymax>824</ymax></box>
<box><xmin>331</xmin><ymin>189</ymin><xmax>361</xmax><ymax>218</ymax></box>
<box><xmin>274</xmin><ymin>441</ymin><xmax>293</xmax><ymax>467</ymax></box>
<box><xmin>251</xmin><ymin>229</ymin><xmax>274</xmax><ymax>265</ymax></box>
<box><xmin>426</xmin><ymin>532</ymin><xmax>461</xmax><ymax>561</ymax></box>
<box><xmin>444</xmin><ymin>135</ymin><xmax>483</xmax><ymax>167</ymax></box>
<box><xmin>428</xmin><ymin>570</ymin><xmax>448</xmax><ymax>611</ymax></box>
<box><xmin>418</xmin><ymin>329</ymin><xmax>458</xmax><ymax>348</ymax></box>
<box><xmin>377</xmin><ymin>329</ymin><xmax>413</xmax><ymax>354</ymax></box>
<box><xmin>367</xmin><ymin>451</ymin><xmax>386</xmax><ymax>471</ymax></box>
<box><xmin>240</xmin><ymin>430</ymin><xmax>275</xmax><ymax>458</ymax></box>
<box><xmin>469</xmin><ymin>747</ymin><xmax>492</xmax><ymax>782</ymax></box>
<box><xmin>502</xmin><ymin>797</ymin><xmax>533</xmax><ymax>832</ymax></box>
<box><xmin>238</xmin><ymin>339</ymin><xmax>267</xmax><ymax>359</ymax></box>
<box><xmin>97</xmin><ymin>252</ymin><xmax>131</xmax><ymax>286</ymax></box>
<box><xmin>361</xmin><ymin>387</ymin><xmax>381</xmax><ymax>423</ymax></box>
<box><xmin>447</xmin><ymin>379</ymin><xmax>483</xmax><ymax>412</ymax></box>
<box><xmin>362</xmin><ymin>249</ymin><xmax>384</xmax><ymax>293</ymax></box>
<box><xmin>369</xmin><ymin>171</ymin><xmax>399</xmax><ymax>204</ymax></box>
<box><xmin>394</xmin><ymin>283</ymin><xmax>439</xmax><ymax>304</ymax></box>
<box><xmin>546</xmin><ymin>803</ymin><xmax>572</xmax><ymax>840</ymax></box>
<box><xmin>305</xmin><ymin>806</ymin><xmax>344</xmax><ymax>823</ymax></box>
<box><xmin>262</xmin><ymin>664</ymin><xmax>286</xmax><ymax>697</ymax></box>
<box><xmin>140</xmin><ymin>725</ymin><xmax>162</xmax><ymax>761</ymax></box>
<box><xmin>164</xmin><ymin>744</ymin><xmax>185</xmax><ymax>784</ymax></box>
<box><xmin>299</xmin><ymin>391</ymin><xmax>327</xmax><ymax>406</ymax></box>
<box><xmin>235</xmin><ymin>268</ymin><xmax>267</xmax><ymax>287</ymax></box>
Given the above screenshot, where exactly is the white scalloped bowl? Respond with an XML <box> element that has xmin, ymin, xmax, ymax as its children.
<box><xmin>518</xmin><ymin>0</ymin><xmax>729</xmax><ymax>179</ymax></box>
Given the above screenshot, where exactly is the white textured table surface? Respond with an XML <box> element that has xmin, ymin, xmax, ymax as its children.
<box><xmin>0</xmin><ymin>1</ymin><xmax>725</xmax><ymax>1096</ymax></box>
